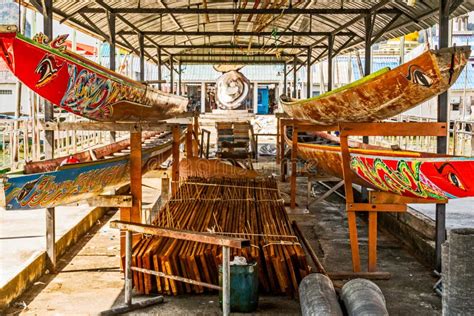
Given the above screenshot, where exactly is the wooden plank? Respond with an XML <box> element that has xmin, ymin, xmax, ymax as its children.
<box><xmin>347</xmin><ymin>203</ymin><xmax>407</xmax><ymax>212</ymax></box>
<box><xmin>276</xmin><ymin>118</ymin><xmax>281</xmax><ymax>164</ymax></box>
<box><xmin>193</xmin><ymin>116</ymin><xmax>199</xmax><ymax>156</ymax></box>
<box><xmin>87</xmin><ymin>195</ymin><xmax>133</xmax><ymax>207</ymax></box>
<box><xmin>339</xmin><ymin>122</ymin><xmax>448</xmax><ymax>137</ymax></box>
<box><xmin>280</xmin><ymin>121</ymin><xmax>286</xmax><ymax>181</ymax></box>
<box><xmin>110</xmin><ymin>221</ymin><xmax>250</xmax><ymax>248</ymax></box>
<box><xmin>369</xmin><ymin>191</ymin><xmax>448</xmax><ymax>204</ymax></box>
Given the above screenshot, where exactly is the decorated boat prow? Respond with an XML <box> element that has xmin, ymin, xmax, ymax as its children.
<box><xmin>0</xmin><ymin>25</ymin><xmax>188</xmax><ymax>122</ymax></box>
<box><xmin>280</xmin><ymin>45</ymin><xmax>471</xmax><ymax>125</ymax></box>
<box><xmin>0</xmin><ymin>131</ymin><xmax>181</xmax><ymax>210</ymax></box>
<box><xmin>286</xmin><ymin>130</ymin><xmax>474</xmax><ymax>200</ymax></box>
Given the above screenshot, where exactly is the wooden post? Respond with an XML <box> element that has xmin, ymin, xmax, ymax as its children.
<box><xmin>339</xmin><ymin>135</ymin><xmax>361</xmax><ymax>272</ymax></box>
<box><xmin>276</xmin><ymin>118</ymin><xmax>281</xmax><ymax>164</ymax></box>
<box><xmin>280</xmin><ymin>120</ymin><xmax>286</xmax><ymax>182</ymax></box>
<box><xmin>290</xmin><ymin>125</ymin><xmax>298</xmax><ymax>209</ymax></box>
<box><xmin>130</xmin><ymin>131</ymin><xmax>142</xmax><ymax>224</ymax></box>
<box><xmin>171</xmin><ymin>126</ymin><xmax>180</xmax><ymax>195</ymax></box>
<box><xmin>161</xmin><ymin>177</ymin><xmax>170</xmax><ymax>206</ymax></box>
<box><xmin>186</xmin><ymin>124</ymin><xmax>193</xmax><ymax>158</ymax></box>
<box><xmin>368</xmin><ymin>211</ymin><xmax>377</xmax><ymax>272</ymax></box>
<box><xmin>193</xmin><ymin>116</ymin><xmax>199</xmax><ymax>156</ymax></box>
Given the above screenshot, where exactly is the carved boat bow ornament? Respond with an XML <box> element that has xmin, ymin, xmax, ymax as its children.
<box><xmin>214</xmin><ymin>64</ymin><xmax>250</xmax><ymax>110</ymax></box>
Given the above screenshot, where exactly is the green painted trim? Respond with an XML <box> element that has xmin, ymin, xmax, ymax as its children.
<box><xmin>287</xmin><ymin>67</ymin><xmax>391</xmax><ymax>105</ymax></box>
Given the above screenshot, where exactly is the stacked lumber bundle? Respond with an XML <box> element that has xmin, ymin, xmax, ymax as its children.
<box><xmin>130</xmin><ymin>177</ymin><xmax>310</xmax><ymax>297</ymax></box>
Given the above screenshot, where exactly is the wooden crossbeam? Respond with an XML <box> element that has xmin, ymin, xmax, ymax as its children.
<box><xmin>87</xmin><ymin>195</ymin><xmax>132</xmax><ymax>207</ymax></box>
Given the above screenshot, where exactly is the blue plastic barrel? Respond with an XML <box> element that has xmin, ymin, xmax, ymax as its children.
<box><xmin>219</xmin><ymin>262</ymin><xmax>259</xmax><ymax>312</ymax></box>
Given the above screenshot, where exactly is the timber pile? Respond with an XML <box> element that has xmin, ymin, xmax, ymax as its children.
<box><xmin>130</xmin><ymin>177</ymin><xmax>310</xmax><ymax>297</ymax></box>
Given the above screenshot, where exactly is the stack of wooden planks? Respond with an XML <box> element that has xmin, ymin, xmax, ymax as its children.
<box><xmin>130</xmin><ymin>177</ymin><xmax>310</xmax><ymax>297</ymax></box>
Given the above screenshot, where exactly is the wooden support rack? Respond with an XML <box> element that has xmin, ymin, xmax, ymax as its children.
<box><xmin>278</xmin><ymin>118</ymin><xmax>449</xmax><ymax>274</ymax></box>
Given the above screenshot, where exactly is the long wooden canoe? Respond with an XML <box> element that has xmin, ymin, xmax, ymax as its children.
<box><xmin>285</xmin><ymin>131</ymin><xmax>474</xmax><ymax>200</ymax></box>
<box><xmin>281</xmin><ymin>46</ymin><xmax>471</xmax><ymax>125</ymax></box>
<box><xmin>0</xmin><ymin>130</ymin><xmax>181</xmax><ymax>210</ymax></box>
<box><xmin>0</xmin><ymin>25</ymin><xmax>188</xmax><ymax>122</ymax></box>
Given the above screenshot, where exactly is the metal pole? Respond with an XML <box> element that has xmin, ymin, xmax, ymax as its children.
<box><xmin>306</xmin><ymin>47</ymin><xmax>312</xmax><ymax>97</ymax></box>
<box><xmin>170</xmin><ymin>57</ymin><xmax>174</xmax><ymax>94</ymax></box>
<box><xmin>293</xmin><ymin>58</ymin><xmax>297</xmax><ymax>98</ymax></box>
<box><xmin>283</xmin><ymin>62</ymin><xmax>287</xmax><ymax>96</ymax></box>
<box><xmin>178</xmin><ymin>61</ymin><xmax>182</xmax><ymax>96</ymax></box>
<box><xmin>362</xmin><ymin>15</ymin><xmax>372</xmax><ymax>144</ymax></box>
<box><xmin>125</xmin><ymin>230</ymin><xmax>132</xmax><ymax>306</ymax></box>
<box><xmin>436</xmin><ymin>0</ymin><xmax>449</xmax><ymax>273</ymax></box>
<box><xmin>222</xmin><ymin>246</ymin><xmax>230</xmax><ymax>316</ymax></box>
<box><xmin>157</xmin><ymin>47</ymin><xmax>162</xmax><ymax>90</ymax></box>
<box><xmin>43</xmin><ymin>0</ymin><xmax>56</xmax><ymax>273</ymax></box>
<box><xmin>139</xmin><ymin>33</ymin><xmax>145</xmax><ymax>82</ymax></box>
<box><xmin>327</xmin><ymin>35</ymin><xmax>333</xmax><ymax>92</ymax></box>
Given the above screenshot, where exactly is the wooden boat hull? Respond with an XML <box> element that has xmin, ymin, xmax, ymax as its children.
<box><xmin>286</xmin><ymin>132</ymin><xmax>474</xmax><ymax>200</ymax></box>
<box><xmin>281</xmin><ymin>46</ymin><xmax>471</xmax><ymax>124</ymax></box>
<box><xmin>0</xmin><ymin>25</ymin><xmax>188</xmax><ymax>122</ymax></box>
<box><xmin>0</xmin><ymin>132</ymin><xmax>176</xmax><ymax>210</ymax></box>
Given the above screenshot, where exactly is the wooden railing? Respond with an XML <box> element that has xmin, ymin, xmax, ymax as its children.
<box><xmin>0</xmin><ymin>114</ymin><xmax>128</xmax><ymax>170</ymax></box>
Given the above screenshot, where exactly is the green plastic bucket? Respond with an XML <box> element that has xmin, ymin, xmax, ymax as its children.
<box><xmin>219</xmin><ymin>262</ymin><xmax>259</xmax><ymax>313</ymax></box>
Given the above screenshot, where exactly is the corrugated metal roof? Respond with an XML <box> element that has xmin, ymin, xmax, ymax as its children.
<box><xmin>23</xmin><ymin>0</ymin><xmax>474</xmax><ymax>66</ymax></box>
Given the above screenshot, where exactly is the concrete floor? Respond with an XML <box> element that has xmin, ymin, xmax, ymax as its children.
<box><xmin>4</xmin><ymin>161</ymin><xmax>442</xmax><ymax>315</ymax></box>
<box><xmin>0</xmin><ymin>203</ymin><xmax>94</xmax><ymax>287</ymax></box>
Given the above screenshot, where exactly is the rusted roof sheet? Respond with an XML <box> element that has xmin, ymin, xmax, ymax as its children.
<box><xmin>22</xmin><ymin>1</ymin><xmax>473</xmax><ymax>65</ymax></box>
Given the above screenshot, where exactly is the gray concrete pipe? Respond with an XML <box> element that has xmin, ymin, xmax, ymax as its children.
<box><xmin>341</xmin><ymin>278</ymin><xmax>388</xmax><ymax>316</ymax></box>
<box><xmin>299</xmin><ymin>273</ymin><xmax>343</xmax><ymax>316</ymax></box>
<box><xmin>443</xmin><ymin>228</ymin><xmax>474</xmax><ymax>315</ymax></box>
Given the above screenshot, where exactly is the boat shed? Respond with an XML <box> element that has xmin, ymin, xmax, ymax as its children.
<box><xmin>1</xmin><ymin>1</ymin><xmax>474</xmax><ymax>315</ymax></box>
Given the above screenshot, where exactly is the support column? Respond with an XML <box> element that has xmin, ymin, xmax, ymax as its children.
<box><xmin>253</xmin><ymin>82</ymin><xmax>259</xmax><ymax>114</ymax></box>
<box><xmin>327</xmin><ymin>35</ymin><xmax>333</xmax><ymax>92</ymax></box>
<box><xmin>362</xmin><ymin>15</ymin><xmax>373</xmax><ymax>164</ymax></box>
<box><xmin>290</xmin><ymin>125</ymin><xmax>298</xmax><ymax>209</ymax></box>
<box><xmin>280</xmin><ymin>121</ymin><xmax>286</xmax><ymax>182</ymax></box>
<box><xmin>170</xmin><ymin>57</ymin><xmax>174</xmax><ymax>94</ymax></box>
<box><xmin>171</xmin><ymin>125</ymin><xmax>180</xmax><ymax>195</ymax></box>
<box><xmin>43</xmin><ymin>0</ymin><xmax>56</xmax><ymax>272</ymax></box>
<box><xmin>193</xmin><ymin>116</ymin><xmax>199</xmax><ymax>156</ymax></box>
<box><xmin>178</xmin><ymin>61</ymin><xmax>182</xmax><ymax>96</ymax></box>
<box><xmin>306</xmin><ymin>47</ymin><xmax>312</xmax><ymax>98</ymax></box>
<box><xmin>109</xmin><ymin>12</ymin><xmax>116</xmax><ymax>142</ymax></box>
<box><xmin>130</xmin><ymin>132</ymin><xmax>142</xmax><ymax>225</ymax></box>
<box><xmin>200</xmin><ymin>82</ymin><xmax>206</xmax><ymax>113</ymax></box>
<box><xmin>139</xmin><ymin>33</ymin><xmax>145</xmax><ymax>82</ymax></box>
<box><xmin>186</xmin><ymin>124</ymin><xmax>193</xmax><ymax>158</ymax></box>
<box><xmin>436</xmin><ymin>0</ymin><xmax>449</xmax><ymax>273</ymax></box>
<box><xmin>283</xmin><ymin>62</ymin><xmax>287</xmax><ymax>96</ymax></box>
<box><xmin>292</xmin><ymin>58</ymin><xmax>297</xmax><ymax>98</ymax></box>
<box><xmin>157</xmin><ymin>47</ymin><xmax>162</xmax><ymax>90</ymax></box>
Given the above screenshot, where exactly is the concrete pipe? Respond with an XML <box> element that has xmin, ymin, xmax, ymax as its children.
<box><xmin>341</xmin><ymin>278</ymin><xmax>388</xmax><ymax>316</ymax></box>
<box><xmin>299</xmin><ymin>273</ymin><xmax>343</xmax><ymax>316</ymax></box>
<box><xmin>444</xmin><ymin>228</ymin><xmax>474</xmax><ymax>315</ymax></box>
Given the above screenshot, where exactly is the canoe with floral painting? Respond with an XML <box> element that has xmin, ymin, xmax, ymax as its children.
<box><xmin>0</xmin><ymin>25</ymin><xmax>188</xmax><ymax>122</ymax></box>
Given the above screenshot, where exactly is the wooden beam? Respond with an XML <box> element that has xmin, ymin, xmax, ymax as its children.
<box><xmin>347</xmin><ymin>203</ymin><xmax>407</xmax><ymax>212</ymax></box>
<box><xmin>339</xmin><ymin>122</ymin><xmax>448</xmax><ymax>137</ymax></box>
<box><xmin>193</xmin><ymin>116</ymin><xmax>199</xmax><ymax>156</ymax></box>
<box><xmin>110</xmin><ymin>221</ymin><xmax>250</xmax><ymax>249</ymax></box>
<box><xmin>185</xmin><ymin>124</ymin><xmax>193</xmax><ymax>158</ymax></box>
<box><xmin>87</xmin><ymin>195</ymin><xmax>133</xmax><ymax>207</ymax></box>
<box><xmin>328</xmin><ymin>271</ymin><xmax>391</xmax><ymax>280</ymax></box>
<box><xmin>369</xmin><ymin>191</ymin><xmax>448</xmax><ymax>204</ymax></box>
<box><xmin>290</xmin><ymin>126</ymin><xmax>298</xmax><ymax>209</ymax></box>
<box><xmin>41</xmin><ymin>121</ymin><xmax>187</xmax><ymax>132</ymax></box>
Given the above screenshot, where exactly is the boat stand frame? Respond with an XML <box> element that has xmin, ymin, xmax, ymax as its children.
<box><xmin>279</xmin><ymin>118</ymin><xmax>449</xmax><ymax>273</ymax></box>
<box><xmin>101</xmin><ymin>221</ymin><xmax>249</xmax><ymax>316</ymax></box>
